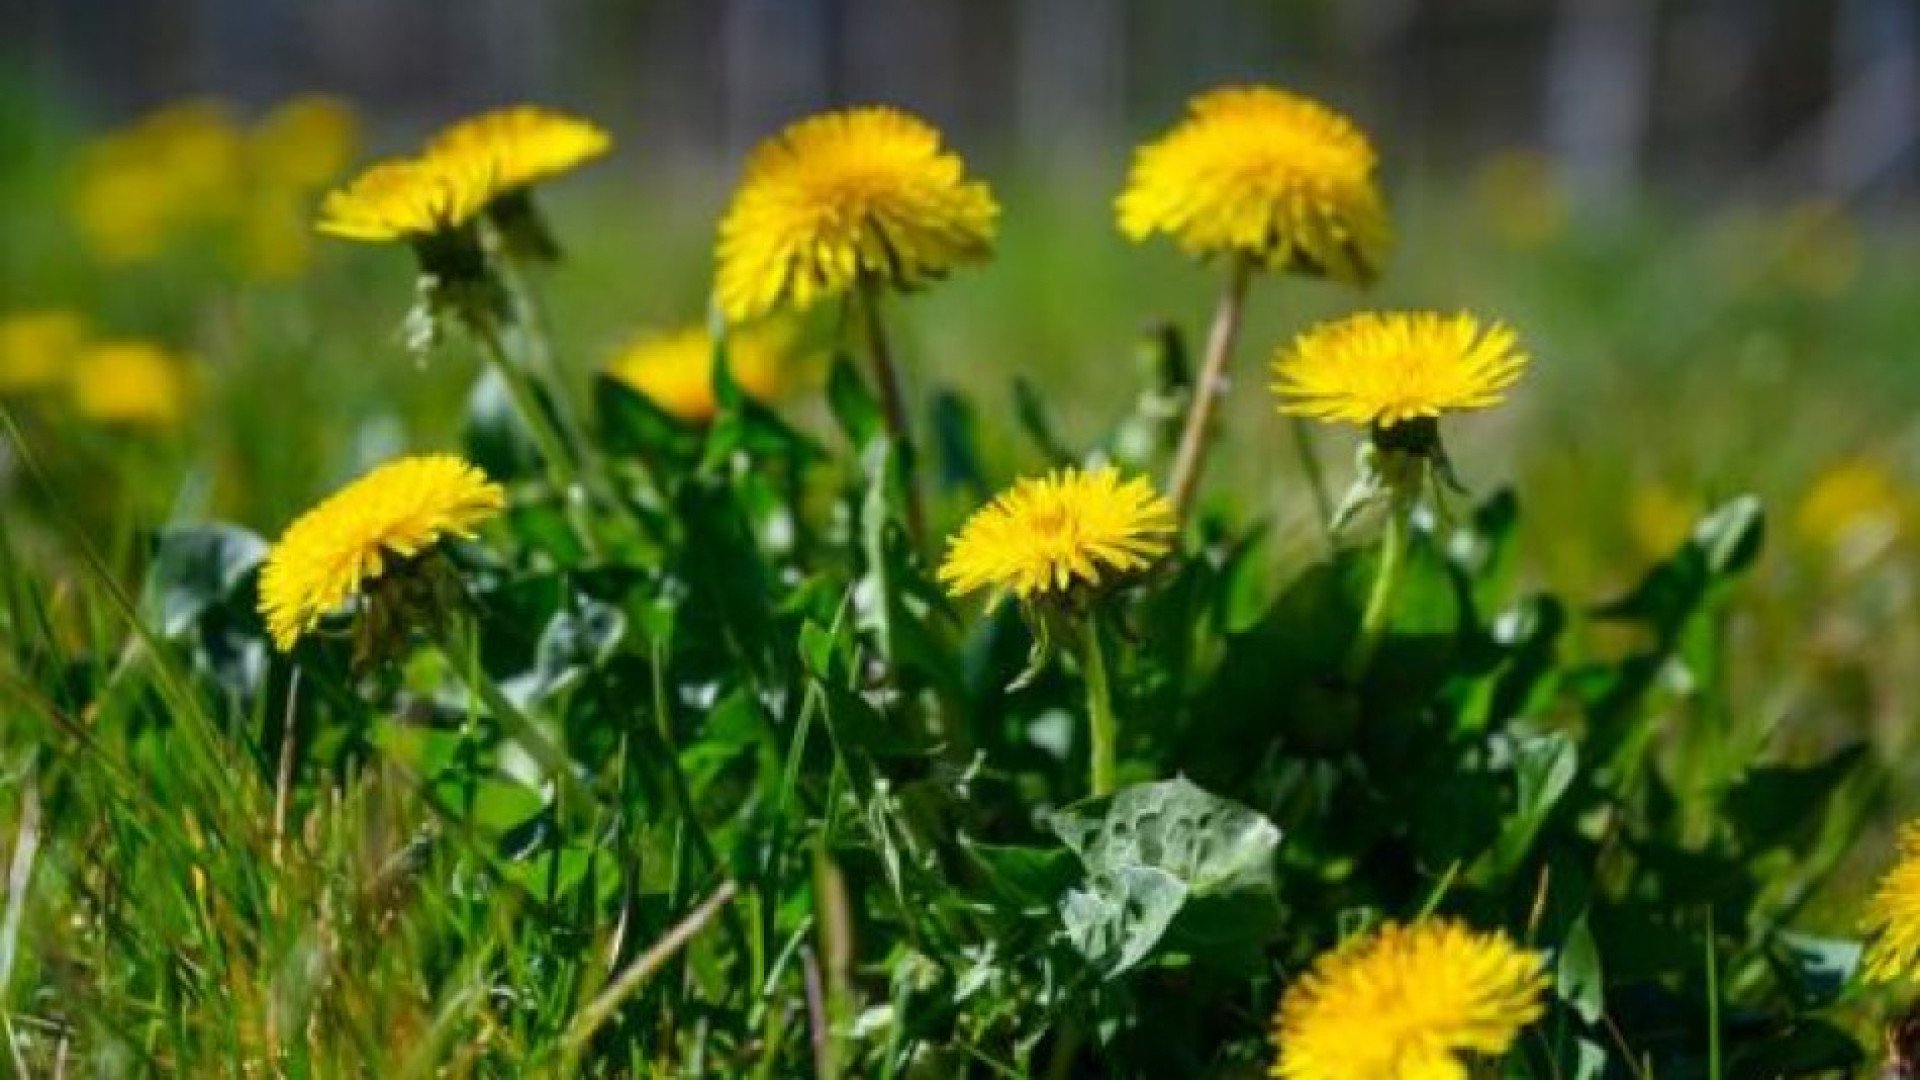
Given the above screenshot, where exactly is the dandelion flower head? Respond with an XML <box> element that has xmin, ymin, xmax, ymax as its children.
<box><xmin>427</xmin><ymin>105</ymin><xmax>610</xmax><ymax>193</ymax></box>
<box><xmin>317</xmin><ymin>155</ymin><xmax>497</xmax><ymax>243</ymax></box>
<box><xmin>939</xmin><ymin>466</ymin><xmax>1174</xmax><ymax>604</ymax></box>
<box><xmin>605</xmin><ymin>323</ymin><xmax>796</xmax><ymax>424</ymax></box>
<box><xmin>1272</xmin><ymin>919</ymin><xmax>1548</xmax><ymax>1080</ymax></box>
<box><xmin>1117</xmin><ymin>86</ymin><xmax>1388</xmax><ymax>284</ymax></box>
<box><xmin>71</xmin><ymin>341</ymin><xmax>190</xmax><ymax>429</ymax></box>
<box><xmin>716</xmin><ymin>106</ymin><xmax>998</xmax><ymax>321</ymax></box>
<box><xmin>1864</xmin><ymin>821</ymin><xmax>1920</xmax><ymax>984</ymax></box>
<box><xmin>1274</xmin><ymin>311</ymin><xmax>1528</xmax><ymax>430</ymax></box>
<box><xmin>258</xmin><ymin>455</ymin><xmax>505</xmax><ymax>651</ymax></box>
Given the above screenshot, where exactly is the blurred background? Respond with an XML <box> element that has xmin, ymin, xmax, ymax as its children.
<box><xmin>2</xmin><ymin>1</ymin><xmax>1918</xmax><ymax>766</ymax></box>
<box><xmin>5</xmin><ymin>0</ymin><xmax>1918</xmax><ymax>201</ymax></box>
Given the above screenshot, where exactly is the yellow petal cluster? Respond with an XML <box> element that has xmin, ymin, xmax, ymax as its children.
<box><xmin>1794</xmin><ymin>458</ymin><xmax>1910</xmax><ymax>557</ymax></box>
<box><xmin>939</xmin><ymin>466</ymin><xmax>1174</xmax><ymax>603</ymax></box>
<box><xmin>1117</xmin><ymin>86</ymin><xmax>1389</xmax><ymax>284</ymax></box>
<box><xmin>317</xmin><ymin>156</ymin><xmax>498</xmax><ymax>244</ymax></box>
<box><xmin>258</xmin><ymin>455</ymin><xmax>505</xmax><ymax>651</ymax></box>
<box><xmin>604</xmin><ymin>323</ymin><xmax>797</xmax><ymax>424</ymax></box>
<box><xmin>1864</xmin><ymin>821</ymin><xmax>1920</xmax><ymax>983</ymax></box>
<box><xmin>0</xmin><ymin>310</ymin><xmax>88</xmax><ymax>393</ymax></box>
<box><xmin>250</xmin><ymin>94</ymin><xmax>361</xmax><ymax>188</ymax></box>
<box><xmin>427</xmin><ymin>105</ymin><xmax>610</xmax><ymax>192</ymax></box>
<box><xmin>716</xmin><ymin>107</ymin><xmax>998</xmax><ymax>321</ymax></box>
<box><xmin>71</xmin><ymin>341</ymin><xmax>191</xmax><ymax>430</ymax></box>
<box><xmin>73</xmin><ymin>101</ymin><xmax>247</xmax><ymax>264</ymax></box>
<box><xmin>1273</xmin><ymin>919</ymin><xmax>1548</xmax><ymax>1080</ymax></box>
<box><xmin>1273</xmin><ymin>311</ymin><xmax>1527</xmax><ymax>429</ymax></box>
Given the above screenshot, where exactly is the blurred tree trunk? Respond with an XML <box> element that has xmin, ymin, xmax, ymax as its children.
<box><xmin>1016</xmin><ymin>0</ymin><xmax>1124</xmax><ymax>184</ymax></box>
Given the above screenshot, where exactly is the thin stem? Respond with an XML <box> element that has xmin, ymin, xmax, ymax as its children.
<box><xmin>1167</xmin><ymin>254</ymin><xmax>1255</xmax><ymax>520</ymax></box>
<box><xmin>1079</xmin><ymin>611</ymin><xmax>1119</xmax><ymax>798</ymax></box>
<box><xmin>467</xmin><ymin>313</ymin><xmax>603</xmax><ymax>558</ymax></box>
<box><xmin>855</xmin><ymin>280</ymin><xmax>926</xmax><ymax>544</ymax></box>
<box><xmin>561</xmin><ymin>880</ymin><xmax>739</xmax><ymax>1060</ymax></box>
<box><xmin>1289</xmin><ymin>415</ymin><xmax>1335</xmax><ymax>542</ymax></box>
<box><xmin>498</xmin><ymin>262</ymin><xmax>592</xmax><ymax>463</ymax></box>
<box><xmin>470</xmin><ymin>315</ymin><xmax>583</xmax><ymax>494</ymax></box>
<box><xmin>439</xmin><ymin>614</ymin><xmax>584</xmax><ymax>811</ymax></box>
<box><xmin>1345</xmin><ymin>492</ymin><xmax>1410</xmax><ymax>682</ymax></box>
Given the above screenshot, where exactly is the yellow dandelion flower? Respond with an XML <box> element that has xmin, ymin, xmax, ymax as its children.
<box><xmin>604</xmin><ymin>323</ymin><xmax>797</xmax><ymax>424</ymax></box>
<box><xmin>258</xmin><ymin>455</ymin><xmax>505</xmax><ymax>652</ymax></box>
<box><xmin>1117</xmin><ymin>86</ymin><xmax>1389</xmax><ymax>284</ymax></box>
<box><xmin>250</xmin><ymin>94</ymin><xmax>361</xmax><ymax>188</ymax></box>
<box><xmin>426</xmin><ymin>105</ymin><xmax>610</xmax><ymax>193</ymax></box>
<box><xmin>939</xmin><ymin>466</ymin><xmax>1174</xmax><ymax>603</ymax></box>
<box><xmin>0</xmin><ymin>310</ymin><xmax>87</xmax><ymax>393</ymax></box>
<box><xmin>715</xmin><ymin>106</ymin><xmax>999</xmax><ymax>322</ymax></box>
<box><xmin>73</xmin><ymin>101</ymin><xmax>246</xmax><ymax>264</ymax></box>
<box><xmin>1795</xmin><ymin>458</ymin><xmax>1907</xmax><ymax>556</ymax></box>
<box><xmin>1273</xmin><ymin>919</ymin><xmax>1548</xmax><ymax>1080</ymax></box>
<box><xmin>1865</xmin><ymin>822</ymin><xmax>1920</xmax><ymax>984</ymax></box>
<box><xmin>1274</xmin><ymin>311</ymin><xmax>1528</xmax><ymax>429</ymax></box>
<box><xmin>71</xmin><ymin>341</ymin><xmax>190</xmax><ymax>429</ymax></box>
<box><xmin>316</xmin><ymin>155</ymin><xmax>497</xmax><ymax>243</ymax></box>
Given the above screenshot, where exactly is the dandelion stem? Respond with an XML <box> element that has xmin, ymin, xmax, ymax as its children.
<box><xmin>1346</xmin><ymin>489</ymin><xmax>1410</xmax><ymax>682</ymax></box>
<box><xmin>1079</xmin><ymin>611</ymin><xmax>1120</xmax><ymax>798</ymax></box>
<box><xmin>1167</xmin><ymin>254</ymin><xmax>1254</xmax><ymax>521</ymax></box>
<box><xmin>855</xmin><ymin>279</ymin><xmax>926</xmax><ymax>544</ymax></box>
<box><xmin>468</xmin><ymin>313</ymin><xmax>602</xmax><ymax>557</ymax></box>
<box><xmin>499</xmin><ymin>261</ymin><xmax>592</xmax><ymax>464</ymax></box>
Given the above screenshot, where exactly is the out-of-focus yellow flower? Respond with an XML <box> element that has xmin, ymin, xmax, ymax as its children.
<box><xmin>1773</xmin><ymin>200</ymin><xmax>1861</xmax><ymax>298</ymax></box>
<box><xmin>1273</xmin><ymin>312</ymin><xmax>1528</xmax><ymax>429</ymax></box>
<box><xmin>426</xmin><ymin>105</ymin><xmax>609</xmax><ymax>194</ymax></box>
<box><xmin>250</xmin><ymin>94</ymin><xmax>360</xmax><ymax>188</ymax></box>
<box><xmin>1474</xmin><ymin>149</ymin><xmax>1567</xmax><ymax>250</ymax></box>
<box><xmin>715</xmin><ymin>106</ymin><xmax>998</xmax><ymax>322</ymax></box>
<box><xmin>1628</xmin><ymin>482</ymin><xmax>1701</xmax><ymax>558</ymax></box>
<box><xmin>73</xmin><ymin>101</ymin><xmax>246</xmax><ymax>264</ymax></box>
<box><xmin>1272</xmin><ymin>919</ymin><xmax>1547</xmax><ymax>1079</ymax></box>
<box><xmin>1795</xmin><ymin>457</ymin><xmax>1909</xmax><ymax>559</ymax></box>
<box><xmin>0</xmin><ymin>310</ymin><xmax>87</xmax><ymax>393</ymax></box>
<box><xmin>938</xmin><ymin>466</ymin><xmax>1174</xmax><ymax>604</ymax></box>
<box><xmin>71</xmin><ymin>340</ymin><xmax>190</xmax><ymax>429</ymax></box>
<box><xmin>1865</xmin><ymin>821</ymin><xmax>1920</xmax><ymax>984</ymax></box>
<box><xmin>1117</xmin><ymin>86</ymin><xmax>1388</xmax><ymax>284</ymax></box>
<box><xmin>240</xmin><ymin>190</ymin><xmax>319</xmax><ymax>280</ymax></box>
<box><xmin>604</xmin><ymin>323</ymin><xmax>799</xmax><ymax>424</ymax></box>
<box><xmin>317</xmin><ymin>155</ymin><xmax>498</xmax><ymax>243</ymax></box>
<box><xmin>258</xmin><ymin>455</ymin><xmax>505</xmax><ymax>651</ymax></box>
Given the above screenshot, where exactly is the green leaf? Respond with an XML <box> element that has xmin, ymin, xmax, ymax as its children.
<box><xmin>1048</xmin><ymin>778</ymin><xmax>1284</xmax><ymax>977</ymax></box>
<box><xmin>962</xmin><ymin>839</ymin><xmax>1080</xmax><ymax>911</ymax></box>
<box><xmin>1012</xmin><ymin>376</ymin><xmax>1075</xmax><ymax>466</ymax></box>
<box><xmin>1484</xmin><ymin>731</ymin><xmax>1579</xmax><ymax>879</ymax></box>
<box><xmin>1769</xmin><ymin>932</ymin><xmax>1861</xmax><ymax>1009</ymax></box>
<box><xmin>142</xmin><ymin>523</ymin><xmax>267</xmax><ymax>636</ymax></box>
<box><xmin>1556</xmin><ymin>911</ymin><xmax>1606</xmax><ymax>1024</ymax></box>
<box><xmin>1725</xmin><ymin>1018</ymin><xmax>1863</xmax><ymax>1078</ymax></box>
<box><xmin>826</xmin><ymin>354</ymin><xmax>882</xmax><ymax>451</ymax></box>
<box><xmin>1722</xmin><ymin>745</ymin><xmax>1868</xmax><ymax>853</ymax></box>
<box><xmin>592</xmin><ymin>371</ymin><xmax>700</xmax><ymax>466</ymax></box>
